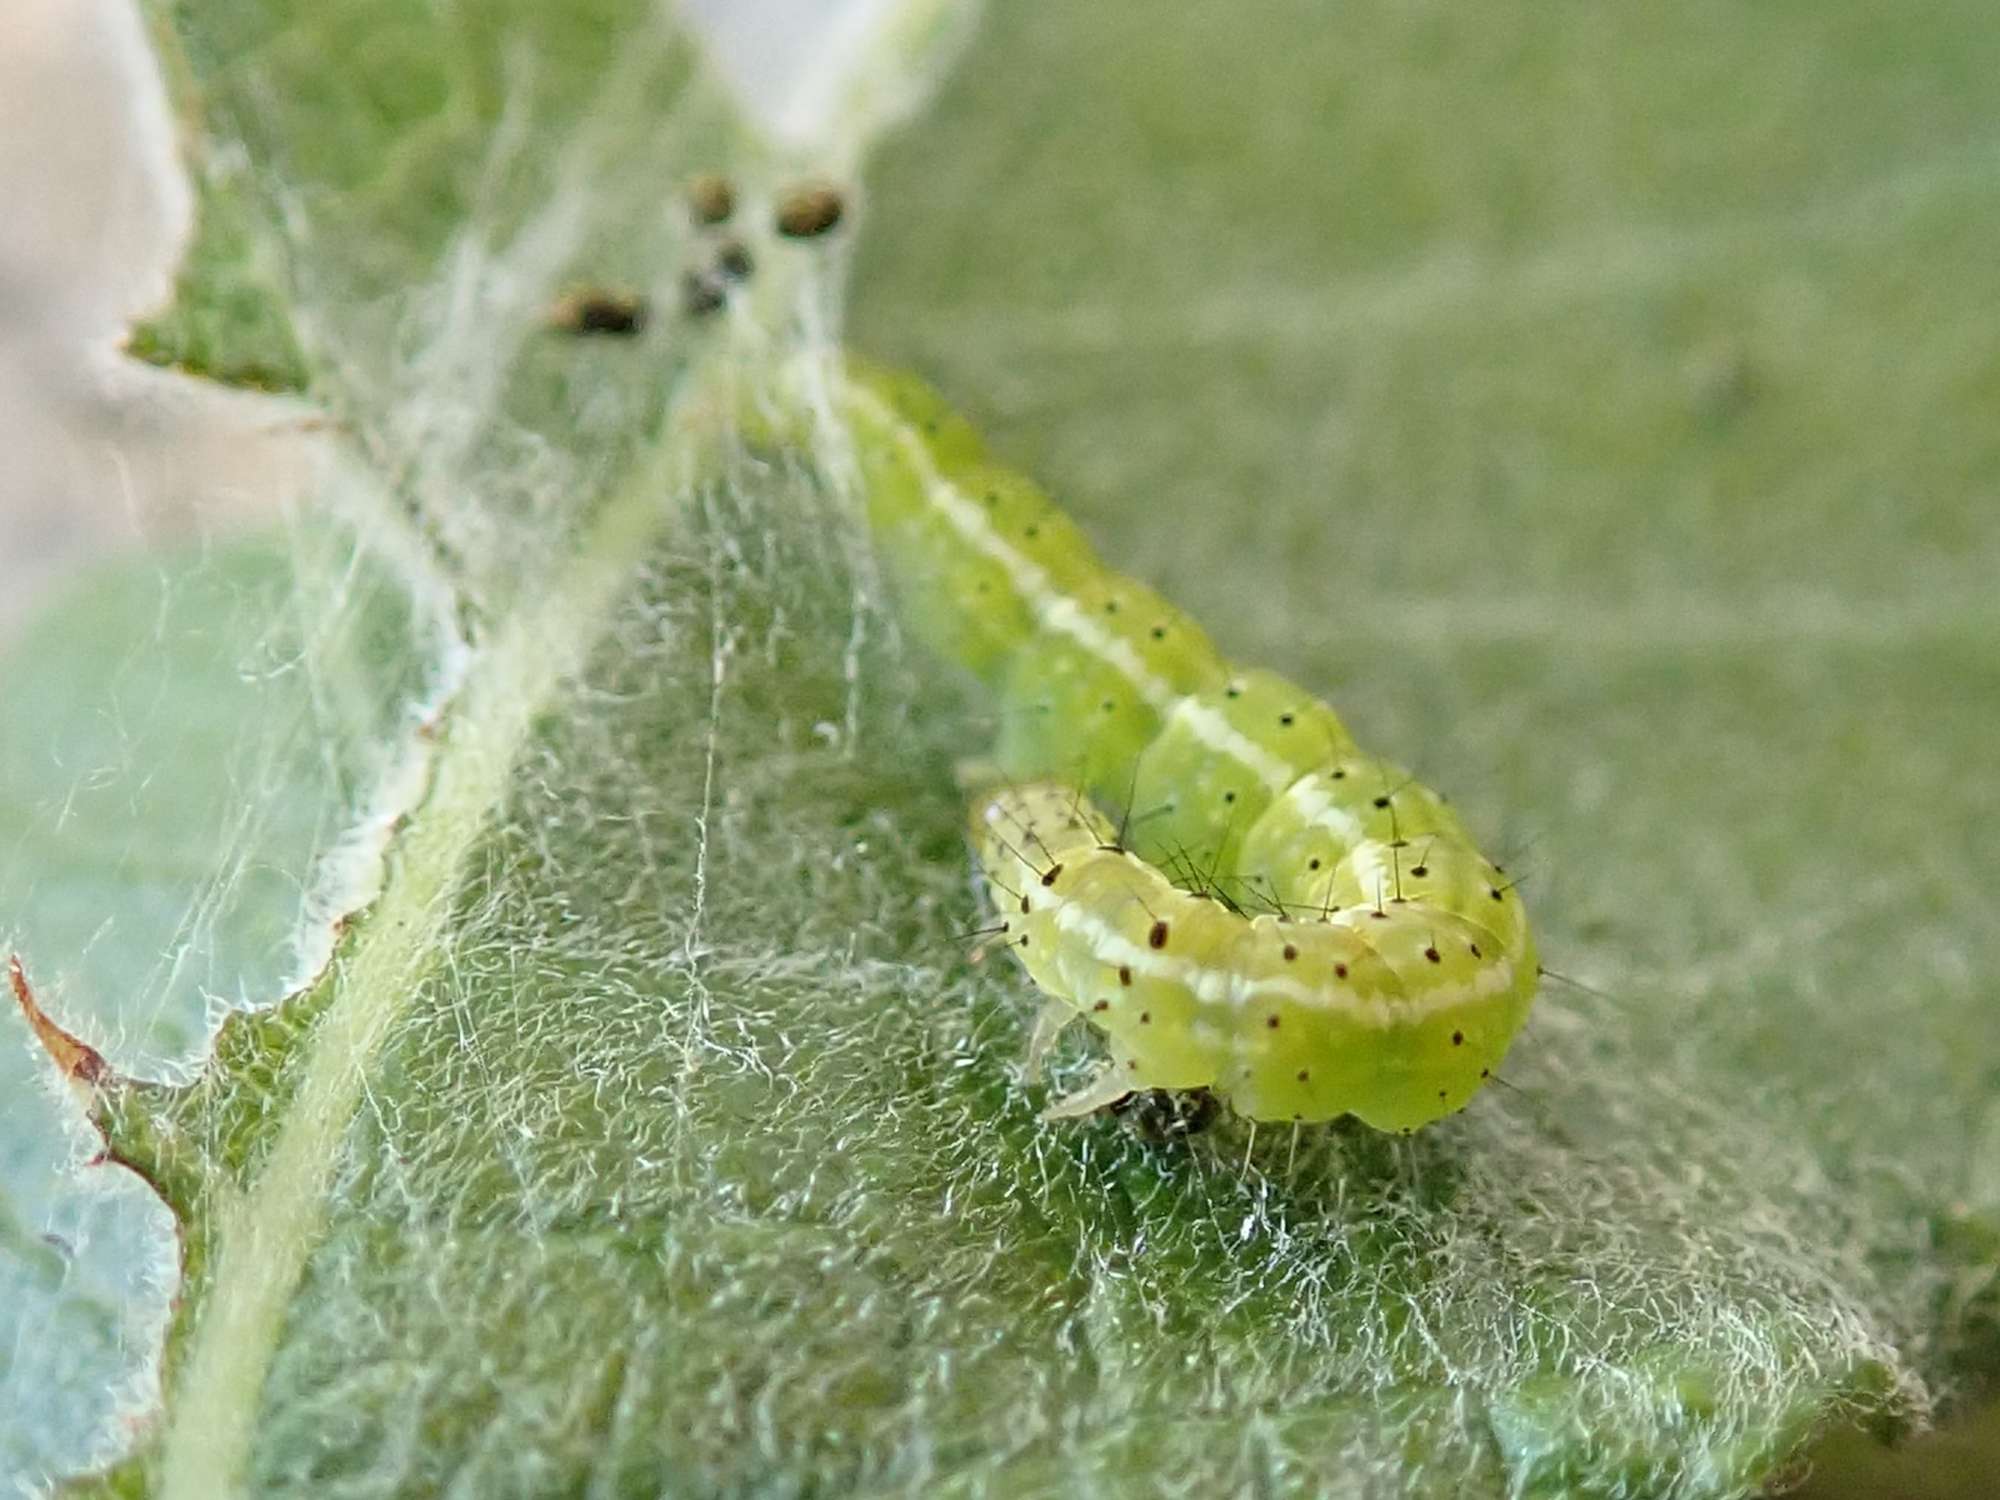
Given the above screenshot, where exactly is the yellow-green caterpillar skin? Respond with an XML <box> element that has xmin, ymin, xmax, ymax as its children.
<box><xmin>831</xmin><ymin>360</ymin><xmax>1537</xmax><ymax>1130</ymax></box>
<box><xmin>974</xmin><ymin>785</ymin><xmax>1532</xmax><ymax>1131</ymax></box>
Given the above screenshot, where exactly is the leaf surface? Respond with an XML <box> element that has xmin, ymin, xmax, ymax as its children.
<box><xmin>5</xmin><ymin>2</ymin><xmax>1999</xmax><ymax>1497</ymax></box>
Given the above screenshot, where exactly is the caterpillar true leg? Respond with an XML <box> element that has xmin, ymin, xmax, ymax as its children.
<box><xmin>1041</xmin><ymin>1062</ymin><xmax>1137</xmax><ymax>1121</ymax></box>
<box><xmin>1023</xmin><ymin>998</ymin><xmax>1077</xmax><ymax>1084</ymax></box>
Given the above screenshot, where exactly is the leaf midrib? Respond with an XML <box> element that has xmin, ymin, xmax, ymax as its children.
<box><xmin>152</xmin><ymin>400</ymin><xmax>706</xmax><ymax>1500</ymax></box>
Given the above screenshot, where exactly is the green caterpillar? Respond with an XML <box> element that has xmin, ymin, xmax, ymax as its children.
<box><xmin>820</xmin><ymin>359</ymin><xmax>1537</xmax><ymax>1132</ymax></box>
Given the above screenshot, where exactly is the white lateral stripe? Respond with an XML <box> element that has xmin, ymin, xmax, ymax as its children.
<box><xmin>1168</xmin><ymin>698</ymin><xmax>1301</xmax><ymax>793</ymax></box>
<box><xmin>846</xmin><ymin>383</ymin><xmax>1185</xmax><ymax>714</ymax></box>
<box><xmin>1280</xmin><ymin>774</ymin><xmax>1367</xmax><ymax>846</ymax></box>
<box><xmin>1041</xmin><ymin>886</ymin><xmax>1519</xmax><ymax>1028</ymax></box>
<box><xmin>1033</xmin><ymin>595</ymin><xmax>1181</xmax><ymax>713</ymax></box>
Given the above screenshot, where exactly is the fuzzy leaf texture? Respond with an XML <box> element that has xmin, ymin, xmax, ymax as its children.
<box><xmin>5</xmin><ymin>2</ymin><xmax>2000</xmax><ymax>1499</ymax></box>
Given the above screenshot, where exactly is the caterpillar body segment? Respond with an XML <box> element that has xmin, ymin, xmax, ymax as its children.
<box><xmin>844</xmin><ymin>357</ymin><xmax>990</xmax><ymax>475</ymax></box>
<box><xmin>973</xmin><ymin>784</ymin><xmax>1535</xmax><ymax>1131</ymax></box>
<box><xmin>1234</xmin><ymin>755</ymin><xmax>1475</xmax><ymax>912</ymax></box>
<box><xmin>839</xmin><ymin>375</ymin><xmax>1106</xmax><ymax>691</ymax></box>
<box><xmin>992</xmin><ymin>572</ymin><xmax>1229</xmax><ymax>811</ymax></box>
<box><xmin>1126</xmin><ymin>667</ymin><xmax>1359</xmax><ymax>883</ymax></box>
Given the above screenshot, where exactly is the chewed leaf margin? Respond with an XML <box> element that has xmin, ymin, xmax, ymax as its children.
<box><xmin>122</xmin><ymin>4</ymin><xmax>308</xmax><ymax>392</ymax></box>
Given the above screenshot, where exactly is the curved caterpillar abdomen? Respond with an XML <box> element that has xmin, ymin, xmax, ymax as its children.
<box><xmin>974</xmin><ymin>784</ymin><xmax>1532</xmax><ymax>1131</ymax></box>
<box><xmin>831</xmin><ymin>360</ymin><xmax>1537</xmax><ymax>1130</ymax></box>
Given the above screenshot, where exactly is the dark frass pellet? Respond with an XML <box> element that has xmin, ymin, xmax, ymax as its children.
<box><xmin>774</xmin><ymin>182</ymin><xmax>846</xmax><ymax>239</ymax></box>
<box><xmin>545</xmin><ymin>288</ymin><xmax>649</xmax><ymax>336</ymax></box>
<box><xmin>686</xmin><ymin>172</ymin><xmax>735</xmax><ymax>226</ymax></box>
<box><xmin>714</xmin><ymin>239</ymin><xmax>754</xmax><ymax>282</ymax></box>
<box><xmin>680</xmin><ymin>270</ymin><xmax>729</xmax><ymax>318</ymax></box>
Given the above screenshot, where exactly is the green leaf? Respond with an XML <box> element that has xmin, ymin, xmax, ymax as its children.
<box><xmin>0</xmin><ymin>522</ymin><xmax>437</xmax><ymax>1487</ymax></box>
<box><xmin>121</xmin><ymin>111</ymin><xmax>309</xmax><ymax>390</ymax></box>
<box><xmin>5</xmin><ymin>2</ymin><xmax>1998</xmax><ymax>1498</ymax></box>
